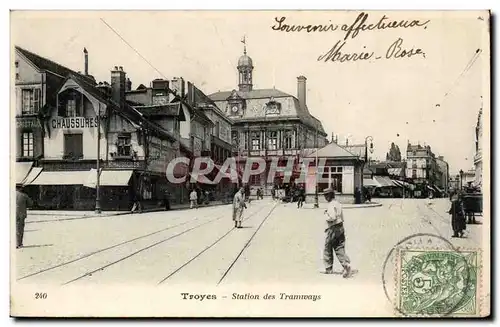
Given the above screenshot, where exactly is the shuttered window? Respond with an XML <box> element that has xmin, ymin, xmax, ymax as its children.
<box><xmin>21</xmin><ymin>88</ymin><xmax>41</xmax><ymax>115</ymax></box>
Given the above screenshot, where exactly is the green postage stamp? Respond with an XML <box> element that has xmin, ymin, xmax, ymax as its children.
<box><xmin>395</xmin><ymin>249</ymin><xmax>481</xmax><ymax>317</ymax></box>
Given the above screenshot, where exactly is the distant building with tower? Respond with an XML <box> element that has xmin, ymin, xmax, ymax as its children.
<box><xmin>208</xmin><ymin>38</ymin><xmax>328</xmax><ymax>194</ymax></box>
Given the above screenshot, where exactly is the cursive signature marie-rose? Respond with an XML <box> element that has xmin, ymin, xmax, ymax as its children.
<box><xmin>317</xmin><ymin>37</ymin><xmax>426</xmax><ymax>63</ymax></box>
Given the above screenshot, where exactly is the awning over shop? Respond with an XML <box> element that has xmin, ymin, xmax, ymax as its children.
<box><xmin>392</xmin><ymin>180</ymin><xmax>403</xmax><ymax>187</ymax></box>
<box><xmin>363</xmin><ymin>178</ymin><xmax>382</xmax><ymax>187</ymax></box>
<box><xmin>27</xmin><ymin>171</ymin><xmax>91</xmax><ymax>185</ymax></box>
<box><xmin>374</xmin><ymin>176</ymin><xmax>396</xmax><ymax>187</ymax></box>
<box><xmin>387</xmin><ymin>168</ymin><xmax>403</xmax><ymax>176</ymax></box>
<box><xmin>16</xmin><ymin>162</ymin><xmax>34</xmax><ymax>184</ymax></box>
<box><xmin>100</xmin><ymin>170</ymin><xmax>134</xmax><ymax>186</ymax></box>
<box><xmin>22</xmin><ymin>167</ymin><xmax>43</xmax><ymax>185</ymax></box>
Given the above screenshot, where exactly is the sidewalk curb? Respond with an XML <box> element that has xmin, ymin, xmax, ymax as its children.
<box><xmin>343</xmin><ymin>203</ymin><xmax>383</xmax><ymax>209</ymax></box>
<box><xmin>289</xmin><ymin>202</ymin><xmax>383</xmax><ymax>209</ymax></box>
<box><xmin>28</xmin><ymin>201</ymin><xmax>233</xmax><ymax>219</ymax></box>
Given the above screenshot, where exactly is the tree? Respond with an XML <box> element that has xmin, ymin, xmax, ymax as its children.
<box><xmin>386</xmin><ymin>142</ymin><xmax>402</xmax><ymax>161</ymax></box>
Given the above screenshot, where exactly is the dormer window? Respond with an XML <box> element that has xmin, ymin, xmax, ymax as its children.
<box><xmin>265</xmin><ymin>97</ymin><xmax>281</xmax><ymax>115</ymax></box>
<box><xmin>66</xmin><ymin>99</ymin><xmax>77</xmax><ymax>117</ymax></box>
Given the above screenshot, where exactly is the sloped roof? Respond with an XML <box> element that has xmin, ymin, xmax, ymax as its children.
<box><xmin>209</xmin><ymin>88</ymin><xmax>292</xmax><ymax>101</ymax></box>
<box><xmin>188</xmin><ymin>82</ymin><xmax>232</xmax><ymax>124</ymax></box>
<box><xmin>171</xmin><ymin>94</ymin><xmax>213</xmax><ymax>126</ymax></box>
<box><xmin>343</xmin><ymin>144</ymin><xmax>366</xmax><ymax>158</ymax></box>
<box><xmin>62</xmin><ymin>75</ymin><xmax>178</xmax><ymax>143</ymax></box>
<box><xmin>16</xmin><ymin>46</ymin><xmax>95</xmax><ymax>84</ymax></box>
<box><xmin>209</xmin><ymin>88</ymin><xmax>326</xmax><ymax>135</ymax></box>
<box><xmin>307</xmin><ymin>142</ymin><xmax>363</xmax><ymax>159</ymax></box>
<box><xmin>134</xmin><ymin>103</ymin><xmax>185</xmax><ymax>120</ymax></box>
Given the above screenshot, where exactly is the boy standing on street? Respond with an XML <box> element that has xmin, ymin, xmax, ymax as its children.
<box><xmin>233</xmin><ymin>187</ymin><xmax>247</xmax><ymax>228</ymax></box>
<box><xmin>323</xmin><ymin>188</ymin><xmax>352</xmax><ymax>278</ymax></box>
<box><xmin>189</xmin><ymin>189</ymin><xmax>198</xmax><ymax>209</ymax></box>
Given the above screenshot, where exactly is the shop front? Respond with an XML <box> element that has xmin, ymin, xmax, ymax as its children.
<box><xmin>305</xmin><ymin>142</ymin><xmax>366</xmax><ymax>204</ymax></box>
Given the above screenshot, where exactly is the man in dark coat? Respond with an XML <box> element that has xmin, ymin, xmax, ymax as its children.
<box><xmin>448</xmin><ymin>193</ymin><xmax>466</xmax><ymax>237</ymax></box>
<box><xmin>16</xmin><ymin>185</ymin><xmax>33</xmax><ymax>248</ymax></box>
<box><xmin>296</xmin><ymin>185</ymin><xmax>305</xmax><ymax>208</ymax></box>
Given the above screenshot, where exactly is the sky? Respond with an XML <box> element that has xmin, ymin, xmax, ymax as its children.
<box><xmin>11</xmin><ymin>11</ymin><xmax>489</xmax><ymax>174</ymax></box>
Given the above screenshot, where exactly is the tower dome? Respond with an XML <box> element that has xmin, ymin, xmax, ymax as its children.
<box><xmin>237</xmin><ymin>36</ymin><xmax>253</xmax><ymax>92</ymax></box>
<box><xmin>238</xmin><ymin>53</ymin><xmax>253</xmax><ymax>68</ymax></box>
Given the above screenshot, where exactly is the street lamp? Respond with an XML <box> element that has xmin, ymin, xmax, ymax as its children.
<box><xmin>364</xmin><ymin>136</ymin><xmax>374</xmax><ymax>164</ymax></box>
<box><xmin>364</xmin><ymin>136</ymin><xmax>374</xmax><ymax>202</ymax></box>
<box><xmin>95</xmin><ymin>103</ymin><xmax>102</xmax><ymax>214</ymax></box>
<box><xmin>459</xmin><ymin>169</ymin><xmax>464</xmax><ymax>191</ymax></box>
<box><xmin>314</xmin><ymin>128</ymin><xmax>319</xmax><ymax>208</ymax></box>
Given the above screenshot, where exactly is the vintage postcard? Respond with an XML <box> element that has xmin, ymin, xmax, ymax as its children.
<box><xmin>10</xmin><ymin>10</ymin><xmax>490</xmax><ymax>317</ymax></box>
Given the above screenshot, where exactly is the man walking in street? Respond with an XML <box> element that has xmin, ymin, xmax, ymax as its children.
<box><xmin>297</xmin><ymin>184</ymin><xmax>305</xmax><ymax>208</ymax></box>
<box><xmin>16</xmin><ymin>184</ymin><xmax>33</xmax><ymax>249</ymax></box>
<box><xmin>189</xmin><ymin>189</ymin><xmax>198</xmax><ymax>209</ymax></box>
<box><xmin>448</xmin><ymin>193</ymin><xmax>466</xmax><ymax>237</ymax></box>
<box><xmin>233</xmin><ymin>187</ymin><xmax>247</xmax><ymax>228</ymax></box>
<box><xmin>323</xmin><ymin>188</ymin><xmax>352</xmax><ymax>278</ymax></box>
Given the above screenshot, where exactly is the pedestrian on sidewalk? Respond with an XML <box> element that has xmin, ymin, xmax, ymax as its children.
<box><xmin>16</xmin><ymin>184</ymin><xmax>33</xmax><ymax>249</ymax></box>
<box><xmin>448</xmin><ymin>193</ymin><xmax>466</xmax><ymax>237</ymax></box>
<box><xmin>322</xmin><ymin>188</ymin><xmax>352</xmax><ymax>278</ymax></box>
<box><xmin>232</xmin><ymin>187</ymin><xmax>246</xmax><ymax>228</ymax></box>
<box><xmin>130</xmin><ymin>188</ymin><xmax>143</xmax><ymax>213</ymax></box>
<box><xmin>163</xmin><ymin>190</ymin><xmax>171</xmax><ymax>211</ymax></box>
<box><xmin>297</xmin><ymin>185</ymin><xmax>305</xmax><ymax>208</ymax></box>
<box><xmin>190</xmin><ymin>189</ymin><xmax>198</xmax><ymax>209</ymax></box>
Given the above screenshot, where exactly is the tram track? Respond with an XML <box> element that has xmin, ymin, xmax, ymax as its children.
<box><xmin>59</xmin><ymin>203</ymin><xmax>271</xmax><ymax>285</ymax></box>
<box><xmin>158</xmin><ymin>203</ymin><xmax>276</xmax><ymax>284</ymax></box>
<box><xmin>18</xmin><ymin>214</ymin><xmax>200</xmax><ymax>281</ymax></box>
<box><xmin>217</xmin><ymin>202</ymin><xmax>277</xmax><ymax>285</ymax></box>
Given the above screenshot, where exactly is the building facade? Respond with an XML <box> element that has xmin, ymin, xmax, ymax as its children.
<box><xmin>16</xmin><ymin>46</ymin><xmax>182</xmax><ymax>210</ymax></box>
<box><xmin>208</xmin><ymin>45</ymin><xmax>328</xmax><ymax>194</ymax></box>
<box><xmin>435</xmin><ymin>156</ymin><xmax>450</xmax><ymax>193</ymax></box>
<box><xmin>305</xmin><ymin>141</ymin><xmax>366</xmax><ymax>204</ymax></box>
<box><xmin>406</xmin><ymin>143</ymin><xmax>442</xmax><ymax>197</ymax></box>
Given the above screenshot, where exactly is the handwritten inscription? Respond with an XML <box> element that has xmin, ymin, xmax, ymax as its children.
<box><xmin>318</xmin><ymin>38</ymin><xmax>425</xmax><ymax>63</ymax></box>
<box><xmin>272</xmin><ymin>12</ymin><xmax>430</xmax><ymax>40</ymax></box>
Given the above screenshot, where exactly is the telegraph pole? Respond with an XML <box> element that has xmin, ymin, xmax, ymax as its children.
<box><xmin>95</xmin><ymin>103</ymin><xmax>102</xmax><ymax>214</ymax></box>
<box><xmin>314</xmin><ymin>128</ymin><xmax>319</xmax><ymax>208</ymax></box>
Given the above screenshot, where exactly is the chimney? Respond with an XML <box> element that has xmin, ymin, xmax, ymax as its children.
<box><xmin>97</xmin><ymin>81</ymin><xmax>112</xmax><ymax>98</ymax></box>
<box><xmin>171</xmin><ymin>77</ymin><xmax>185</xmax><ymax>98</ymax></box>
<box><xmin>126</xmin><ymin>78</ymin><xmax>132</xmax><ymax>92</ymax></box>
<box><xmin>111</xmin><ymin>66</ymin><xmax>126</xmax><ymax>107</ymax></box>
<box><xmin>152</xmin><ymin>78</ymin><xmax>169</xmax><ymax>91</ymax></box>
<box><xmin>83</xmin><ymin>48</ymin><xmax>88</xmax><ymax>75</ymax></box>
<box><xmin>297</xmin><ymin>76</ymin><xmax>307</xmax><ymax>110</ymax></box>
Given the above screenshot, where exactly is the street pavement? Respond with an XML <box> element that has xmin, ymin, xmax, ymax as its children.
<box><xmin>16</xmin><ymin>198</ymin><xmax>483</xmax><ymax>287</ymax></box>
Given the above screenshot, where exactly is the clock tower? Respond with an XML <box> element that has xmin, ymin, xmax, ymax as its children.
<box><xmin>237</xmin><ymin>36</ymin><xmax>253</xmax><ymax>92</ymax></box>
<box><xmin>227</xmin><ymin>89</ymin><xmax>245</xmax><ymax>116</ymax></box>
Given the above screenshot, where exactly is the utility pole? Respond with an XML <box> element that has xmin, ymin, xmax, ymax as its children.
<box><xmin>95</xmin><ymin>103</ymin><xmax>101</xmax><ymax>214</ymax></box>
<box><xmin>314</xmin><ymin>127</ymin><xmax>319</xmax><ymax>208</ymax></box>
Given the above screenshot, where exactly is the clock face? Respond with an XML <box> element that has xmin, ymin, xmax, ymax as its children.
<box><xmin>231</xmin><ymin>105</ymin><xmax>239</xmax><ymax>113</ymax></box>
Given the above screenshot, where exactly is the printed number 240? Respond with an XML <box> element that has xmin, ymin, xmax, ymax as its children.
<box><xmin>35</xmin><ymin>293</ymin><xmax>47</xmax><ymax>299</ymax></box>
